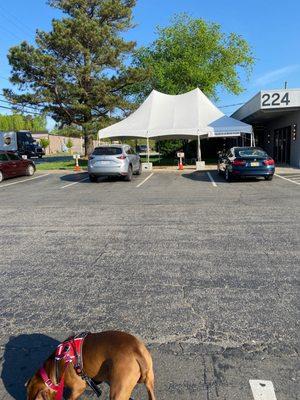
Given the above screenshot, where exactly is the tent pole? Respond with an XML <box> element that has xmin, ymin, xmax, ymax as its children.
<box><xmin>250</xmin><ymin>132</ymin><xmax>253</xmax><ymax>147</ymax></box>
<box><xmin>147</xmin><ymin>136</ymin><xmax>150</xmax><ymax>164</ymax></box>
<box><xmin>197</xmin><ymin>135</ymin><xmax>202</xmax><ymax>161</ymax></box>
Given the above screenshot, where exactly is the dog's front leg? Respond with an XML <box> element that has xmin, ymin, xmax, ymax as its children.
<box><xmin>67</xmin><ymin>380</ymin><xmax>87</xmax><ymax>400</ymax></box>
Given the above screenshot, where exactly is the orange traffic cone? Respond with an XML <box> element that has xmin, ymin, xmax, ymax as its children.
<box><xmin>74</xmin><ymin>157</ymin><xmax>81</xmax><ymax>172</ymax></box>
<box><xmin>178</xmin><ymin>159</ymin><xmax>184</xmax><ymax>170</ymax></box>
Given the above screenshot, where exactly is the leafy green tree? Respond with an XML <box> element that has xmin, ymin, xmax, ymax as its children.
<box><xmin>0</xmin><ymin>114</ymin><xmax>46</xmax><ymax>131</ymax></box>
<box><xmin>66</xmin><ymin>137</ymin><xmax>74</xmax><ymax>153</ymax></box>
<box><xmin>157</xmin><ymin>140</ymin><xmax>184</xmax><ymax>157</ymax></box>
<box><xmin>39</xmin><ymin>137</ymin><xmax>50</xmax><ymax>152</ymax></box>
<box><xmin>52</xmin><ymin>125</ymin><xmax>83</xmax><ymax>138</ymax></box>
<box><xmin>133</xmin><ymin>14</ymin><xmax>254</xmax><ymax>99</ymax></box>
<box><xmin>4</xmin><ymin>0</ymin><xmax>147</xmax><ymax>155</ymax></box>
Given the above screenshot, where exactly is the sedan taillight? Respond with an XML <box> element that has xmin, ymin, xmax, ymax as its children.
<box><xmin>263</xmin><ymin>158</ymin><xmax>275</xmax><ymax>166</ymax></box>
<box><xmin>232</xmin><ymin>159</ymin><xmax>246</xmax><ymax>166</ymax></box>
<box><xmin>117</xmin><ymin>154</ymin><xmax>127</xmax><ymax>160</ymax></box>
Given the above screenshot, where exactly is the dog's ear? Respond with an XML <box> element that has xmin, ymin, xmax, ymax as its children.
<box><xmin>35</xmin><ymin>389</ymin><xmax>51</xmax><ymax>400</ymax></box>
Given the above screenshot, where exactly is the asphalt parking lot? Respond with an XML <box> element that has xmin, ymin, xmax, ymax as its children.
<box><xmin>0</xmin><ymin>170</ymin><xmax>299</xmax><ymax>400</ymax></box>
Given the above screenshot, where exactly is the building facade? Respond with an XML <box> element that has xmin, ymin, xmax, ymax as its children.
<box><xmin>232</xmin><ymin>89</ymin><xmax>300</xmax><ymax>168</ymax></box>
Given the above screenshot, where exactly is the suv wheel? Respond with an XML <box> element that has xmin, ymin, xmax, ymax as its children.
<box><xmin>124</xmin><ymin>165</ymin><xmax>133</xmax><ymax>181</ymax></box>
<box><xmin>136</xmin><ymin>162</ymin><xmax>142</xmax><ymax>175</ymax></box>
<box><xmin>0</xmin><ymin>170</ymin><xmax>3</xmax><ymax>183</ymax></box>
<box><xmin>89</xmin><ymin>175</ymin><xmax>98</xmax><ymax>182</ymax></box>
<box><xmin>26</xmin><ymin>165</ymin><xmax>35</xmax><ymax>176</ymax></box>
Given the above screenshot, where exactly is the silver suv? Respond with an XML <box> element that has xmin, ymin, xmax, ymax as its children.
<box><xmin>88</xmin><ymin>144</ymin><xmax>142</xmax><ymax>182</ymax></box>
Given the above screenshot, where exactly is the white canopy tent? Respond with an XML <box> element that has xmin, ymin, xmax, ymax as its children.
<box><xmin>98</xmin><ymin>88</ymin><xmax>253</xmax><ymax>162</ymax></box>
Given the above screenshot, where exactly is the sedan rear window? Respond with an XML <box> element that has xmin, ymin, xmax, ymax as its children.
<box><xmin>93</xmin><ymin>147</ymin><xmax>122</xmax><ymax>156</ymax></box>
<box><xmin>235</xmin><ymin>148</ymin><xmax>267</xmax><ymax>158</ymax></box>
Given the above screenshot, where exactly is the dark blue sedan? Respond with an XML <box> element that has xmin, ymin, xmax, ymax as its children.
<box><xmin>217</xmin><ymin>147</ymin><xmax>275</xmax><ymax>182</ymax></box>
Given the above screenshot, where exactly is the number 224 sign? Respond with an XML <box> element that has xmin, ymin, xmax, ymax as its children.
<box><xmin>261</xmin><ymin>91</ymin><xmax>290</xmax><ymax>108</ymax></box>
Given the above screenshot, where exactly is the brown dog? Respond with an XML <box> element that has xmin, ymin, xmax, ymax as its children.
<box><xmin>26</xmin><ymin>331</ymin><xmax>156</xmax><ymax>400</ymax></box>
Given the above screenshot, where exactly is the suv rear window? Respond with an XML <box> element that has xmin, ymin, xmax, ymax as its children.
<box><xmin>234</xmin><ymin>148</ymin><xmax>267</xmax><ymax>158</ymax></box>
<box><xmin>93</xmin><ymin>147</ymin><xmax>122</xmax><ymax>156</ymax></box>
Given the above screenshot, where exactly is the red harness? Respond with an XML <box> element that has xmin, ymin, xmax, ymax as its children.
<box><xmin>38</xmin><ymin>334</ymin><xmax>88</xmax><ymax>400</ymax></box>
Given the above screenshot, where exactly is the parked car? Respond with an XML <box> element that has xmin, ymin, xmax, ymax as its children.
<box><xmin>137</xmin><ymin>144</ymin><xmax>149</xmax><ymax>153</ymax></box>
<box><xmin>0</xmin><ymin>151</ymin><xmax>36</xmax><ymax>182</ymax></box>
<box><xmin>217</xmin><ymin>147</ymin><xmax>275</xmax><ymax>181</ymax></box>
<box><xmin>88</xmin><ymin>145</ymin><xmax>142</xmax><ymax>182</ymax></box>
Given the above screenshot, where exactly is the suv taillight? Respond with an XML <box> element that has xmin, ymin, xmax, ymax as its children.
<box><xmin>263</xmin><ymin>158</ymin><xmax>274</xmax><ymax>166</ymax></box>
<box><xmin>232</xmin><ymin>159</ymin><xmax>246</xmax><ymax>166</ymax></box>
<box><xmin>117</xmin><ymin>154</ymin><xmax>126</xmax><ymax>160</ymax></box>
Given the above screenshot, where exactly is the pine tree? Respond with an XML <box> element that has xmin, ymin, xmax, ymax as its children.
<box><xmin>4</xmin><ymin>0</ymin><xmax>146</xmax><ymax>155</ymax></box>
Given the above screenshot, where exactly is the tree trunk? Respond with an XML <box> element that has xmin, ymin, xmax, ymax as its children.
<box><xmin>84</xmin><ymin>133</ymin><xmax>94</xmax><ymax>157</ymax></box>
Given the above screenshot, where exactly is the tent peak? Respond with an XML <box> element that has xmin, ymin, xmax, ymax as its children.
<box><xmin>150</xmin><ymin>88</ymin><xmax>203</xmax><ymax>97</ymax></box>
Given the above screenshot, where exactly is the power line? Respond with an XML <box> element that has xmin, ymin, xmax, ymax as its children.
<box><xmin>0</xmin><ymin>25</ymin><xmax>23</xmax><ymax>41</ymax></box>
<box><xmin>0</xmin><ymin>98</ymin><xmax>44</xmax><ymax>113</ymax></box>
<box><xmin>0</xmin><ymin>4</ymin><xmax>34</xmax><ymax>37</ymax></box>
<box><xmin>218</xmin><ymin>102</ymin><xmax>244</xmax><ymax>109</ymax></box>
<box><xmin>0</xmin><ymin>75</ymin><xmax>10</xmax><ymax>82</ymax></box>
<box><xmin>0</xmin><ymin>100</ymin><xmax>44</xmax><ymax>116</ymax></box>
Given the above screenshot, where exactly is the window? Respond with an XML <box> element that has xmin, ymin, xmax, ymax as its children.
<box><xmin>0</xmin><ymin>154</ymin><xmax>9</xmax><ymax>162</ymax></box>
<box><xmin>235</xmin><ymin>148</ymin><xmax>267</xmax><ymax>158</ymax></box>
<box><xmin>7</xmin><ymin>153</ymin><xmax>21</xmax><ymax>161</ymax></box>
<box><xmin>93</xmin><ymin>147</ymin><xmax>122</xmax><ymax>156</ymax></box>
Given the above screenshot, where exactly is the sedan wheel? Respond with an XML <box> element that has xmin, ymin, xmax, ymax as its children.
<box><xmin>225</xmin><ymin>168</ymin><xmax>232</xmax><ymax>182</ymax></box>
<box><xmin>265</xmin><ymin>175</ymin><xmax>273</xmax><ymax>181</ymax></box>
<box><xmin>26</xmin><ymin>165</ymin><xmax>35</xmax><ymax>176</ymax></box>
<box><xmin>0</xmin><ymin>170</ymin><xmax>3</xmax><ymax>183</ymax></box>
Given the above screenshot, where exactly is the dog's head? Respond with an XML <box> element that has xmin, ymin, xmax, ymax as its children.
<box><xmin>25</xmin><ymin>374</ymin><xmax>55</xmax><ymax>400</ymax></box>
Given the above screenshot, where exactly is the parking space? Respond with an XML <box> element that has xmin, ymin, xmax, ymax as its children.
<box><xmin>275</xmin><ymin>172</ymin><xmax>300</xmax><ymax>185</ymax></box>
<box><xmin>0</xmin><ymin>169</ymin><xmax>299</xmax><ymax>400</ymax></box>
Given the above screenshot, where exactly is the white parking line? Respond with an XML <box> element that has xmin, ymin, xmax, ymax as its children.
<box><xmin>249</xmin><ymin>380</ymin><xmax>277</xmax><ymax>400</ymax></box>
<box><xmin>274</xmin><ymin>173</ymin><xmax>300</xmax><ymax>185</ymax></box>
<box><xmin>136</xmin><ymin>173</ymin><xmax>154</xmax><ymax>188</ymax></box>
<box><xmin>0</xmin><ymin>173</ymin><xmax>50</xmax><ymax>188</ymax></box>
<box><xmin>60</xmin><ymin>177</ymin><xmax>90</xmax><ymax>189</ymax></box>
<box><xmin>207</xmin><ymin>172</ymin><xmax>217</xmax><ymax>187</ymax></box>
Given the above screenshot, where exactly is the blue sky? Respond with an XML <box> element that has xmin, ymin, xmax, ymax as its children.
<box><xmin>1</xmin><ymin>0</ymin><xmax>300</xmax><ymax>129</ymax></box>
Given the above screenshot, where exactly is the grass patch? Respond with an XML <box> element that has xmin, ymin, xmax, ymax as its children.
<box><xmin>36</xmin><ymin>158</ymin><xmax>88</xmax><ymax>170</ymax></box>
<box><xmin>140</xmin><ymin>156</ymin><xmax>216</xmax><ymax>166</ymax></box>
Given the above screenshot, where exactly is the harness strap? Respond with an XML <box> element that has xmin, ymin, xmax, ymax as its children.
<box><xmin>39</xmin><ymin>332</ymin><xmax>102</xmax><ymax>399</ymax></box>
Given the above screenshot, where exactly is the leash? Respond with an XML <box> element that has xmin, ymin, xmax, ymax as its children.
<box><xmin>39</xmin><ymin>332</ymin><xmax>102</xmax><ymax>399</ymax></box>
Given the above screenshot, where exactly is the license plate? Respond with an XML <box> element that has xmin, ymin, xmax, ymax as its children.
<box><xmin>95</xmin><ymin>161</ymin><xmax>110</xmax><ymax>166</ymax></box>
<box><xmin>251</xmin><ymin>162</ymin><xmax>259</xmax><ymax>167</ymax></box>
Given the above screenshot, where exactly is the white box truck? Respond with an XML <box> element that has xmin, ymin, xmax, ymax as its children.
<box><xmin>0</xmin><ymin>131</ymin><xmax>45</xmax><ymax>158</ymax></box>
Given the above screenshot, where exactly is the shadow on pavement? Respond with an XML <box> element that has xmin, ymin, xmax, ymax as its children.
<box><xmin>59</xmin><ymin>173</ymin><xmax>124</xmax><ymax>184</ymax></box>
<box><xmin>1</xmin><ymin>334</ymin><xmax>59</xmax><ymax>400</ymax></box>
<box><xmin>181</xmin><ymin>171</ymin><xmax>212</xmax><ymax>182</ymax></box>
